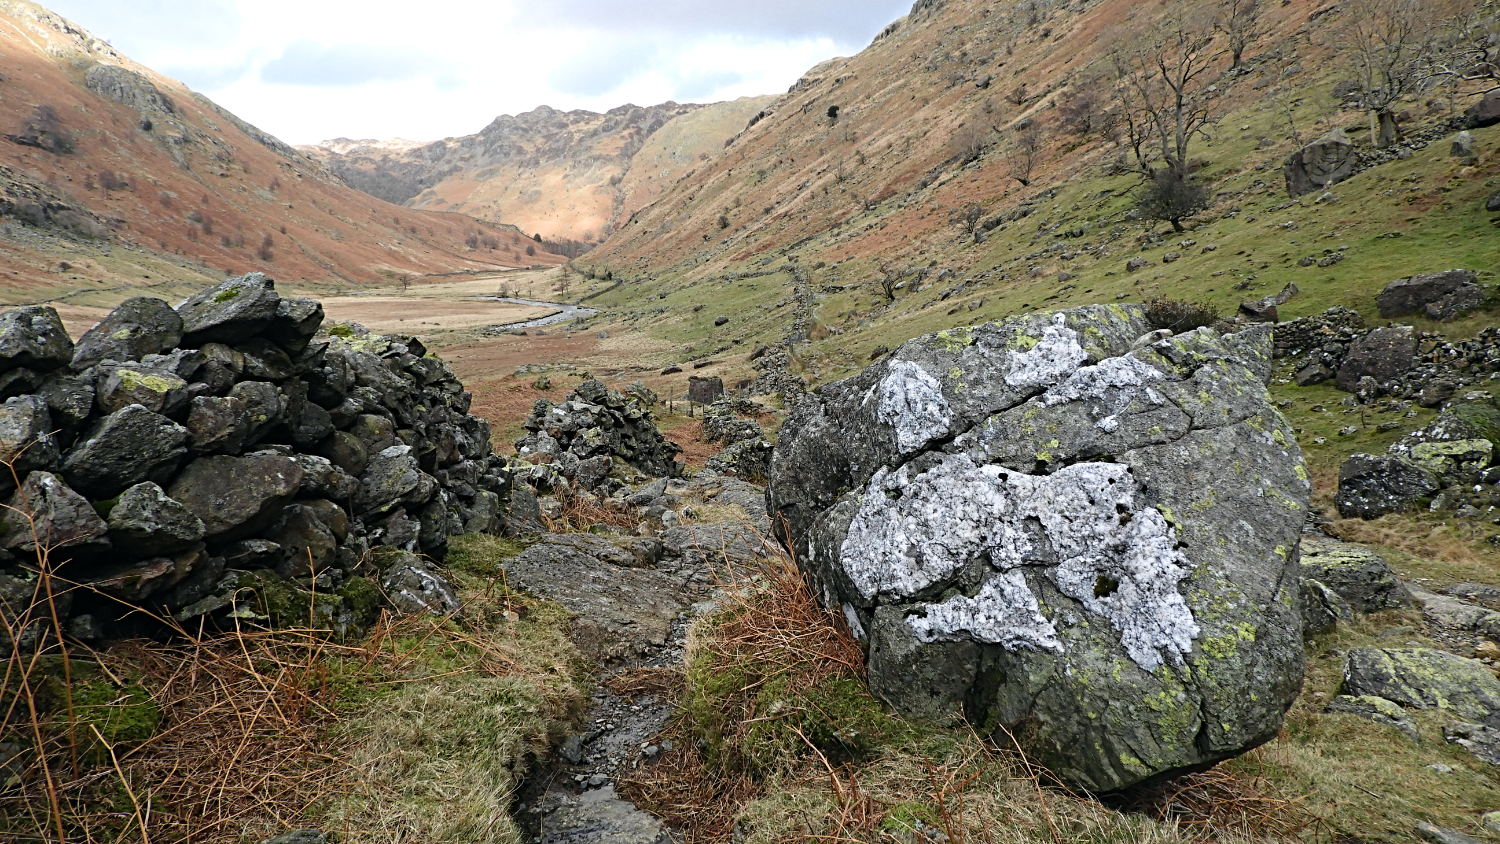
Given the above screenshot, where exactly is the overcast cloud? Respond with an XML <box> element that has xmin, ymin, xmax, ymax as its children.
<box><xmin>42</xmin><ymin>0</ymin><xmax>911</xmax><ymax>146</ymax></box>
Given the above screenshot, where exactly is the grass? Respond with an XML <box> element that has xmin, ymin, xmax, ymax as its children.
<box><xmin>621</xmin><ymin>550</ymin><xmax>1311</xmax><ymax>844</ymax></box>
<box><xmin>0</xmin><ymin>533</ymin><xmax>589</xmax><ymax>843</ymax></box>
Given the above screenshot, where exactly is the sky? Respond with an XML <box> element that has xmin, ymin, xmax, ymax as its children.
<box><xmin>43</xmin><ymin>0</ymin><xmax>912</xmax><ymax>147</ymax></box>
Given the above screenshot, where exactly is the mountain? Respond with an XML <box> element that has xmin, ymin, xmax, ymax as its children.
<box><xmin>301</xmin><ymin>96</ymin><xmax>776</xmax><ymax>247</ymax></box>
<box><xmin>0</xmin><ymin>0</ymin><xmax>562</xmax><ymax>303</ymax></box>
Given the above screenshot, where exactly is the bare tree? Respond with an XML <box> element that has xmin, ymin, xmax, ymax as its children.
<box><xmin>948</xmin><ymin>122</ymin><xmax>994</xmax><ymax>165</ymax></box>
<box><xmin>1110</xmin><ymin>2</ymin><xmax>1222</xmax><ymax>178</ymax></box>
<box><xmin>1007</xmin><ymin>121</ymin><xmax>1047</xmax><ymax>186</ymax></box>
<box><xmin>1338</xmin><ymin>0</ymin><xmax>1450</xmax><ymax>147</ymax></box>
<box><xmin>960</xmin><ymin>203</ymin><xmax>985</xmax><ymax>237</ymax></box>
<box><xmin>878</xmin><ymin>264</ymin><xmax>900</xmax><ymax>302</ymax></box>
<box><xmin>1215</xmin><ymin>0</ymin><xmax>1265</xmax><ymax>69</ymax></box>
<box><xmin>1417</xmin><ymin>1</ymin><xmax>1500</xmax><ymax>101</ymax></box>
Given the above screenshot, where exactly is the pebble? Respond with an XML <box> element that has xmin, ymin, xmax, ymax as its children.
<box><xmin>1425</xmin><ymin>763</ymin><xmax>1454</xmax><ymax>774</ymax></box>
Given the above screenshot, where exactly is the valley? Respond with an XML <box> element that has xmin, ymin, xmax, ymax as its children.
<box><xmin>1</xmin><ymin>0</ymin><xmax>1500</xmax><ymax>841</ymax></box>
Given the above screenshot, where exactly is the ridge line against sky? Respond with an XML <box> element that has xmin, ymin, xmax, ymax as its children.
<box><xmin>42</xmin><ymin>0</ymin><xmax>913</xmax><ymax>146</ymax></box>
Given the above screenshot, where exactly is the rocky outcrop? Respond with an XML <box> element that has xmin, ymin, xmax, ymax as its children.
<box><xmin>1340</xmin><ymin>648</ymin><xmax>1500</xmax><ymax>728</ymax></box>
<box><xmin>514</xmin><ymin>380</ymin><xmax>682</xmax><ymax>478</ymax></box>
<box><xmin>1336</xmin><ymin>326</ymin><xmax>1418</xmax><ymax>393</ymax></box>
<box><xmin>0</xmin><ymin>275</ymin><xmax>519</xmax><ymax>641</ymax></box>
<box><xmin>768</xmin><ymin>306</ymin><xmax>1311</xmax><ymax>792</ymax></box>
<box><xmin>1376</xmin><ymin>270</ymin><xmax>1486</xmax><ymax>322</ymax></box>
<box><xmin>1299</xmin><ymin>537</ymin><xmax>1412</xmax><ymax>612</ymax></box>
<box><xmin>1335</xmin><ymin>454</ymin><xmax>1441</xmax><ymax>519</ymax></box>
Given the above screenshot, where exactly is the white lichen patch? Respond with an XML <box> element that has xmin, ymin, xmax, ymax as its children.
<box><xmin>876</xmin><ymin>360</ymin><xmax>953</xmax><ymax>454</ymax></box>
<box><xmin>1040</xmin><ymin>355</ymin><xmax>1168</xmax><ymax>433</ymax></box>
<box><xmin>909</xmin><ymin>571</ymin><xmax>1063</xmax><ymax>652</ymax></box>
<box><xmin>839</xmin><ymin>455</ymin><xmax>1200</xmax><ymax>670</ymax></box>
<box><xmin>1006</xmin><ymin>314</ymin><xmax>1090</xmax><ymax>390</ymax></box>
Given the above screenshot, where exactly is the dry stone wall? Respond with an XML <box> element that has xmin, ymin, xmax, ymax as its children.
<box><xmin>0</xmin><ymin>274</ymin><xmax>517</xmax><ymax>642</ymax></box>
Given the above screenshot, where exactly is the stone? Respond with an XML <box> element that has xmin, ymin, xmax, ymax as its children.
<box><xmin>1125</xmin><ymin>256</ymin><xmax>1148</xmax><ymax>272</ymax></box>
<box><xmin>86</xmin><ymin>556</ymin><xmax>190</xmax><ymax>603</ymax></box>
<box><xmin>1238</xmin><ymin>298</ymin><xmax>1278</xmax><ymax>323</ymax></box>
<box><xmin>381</xmin><ymin>551</ymin><xmax>461</xmax><ymax>617</ymax></box>
<box><xmin>1325</xmin><ymin>694</ymin><xmax>1420</xmax><ymax>742</ymax></box>
<box><xmin>1416</xmin><ymin>822</ymin><xmax>1485</xmax><ymax>844</ymax></box>
<box><xmin>540</xmin><ymin>786</ymin><xmax>671</xmax><ymax>844</ymax></box>
<box><xmin>71</xmin><ymin>297</ymin><xmax>183</xmax><ymax>369</ymax></box>
<box><xmin>688</xmin><ymin>376</ymin><xmax>725</xmax><ymax>405</ymax></box>
<box><xmin>1408</xmin><ymin>439</ymin><xmax>1493</xmax><ymax>480</ymax></box>
<box><xmin>185</xmin><ymin>396</ymin><xmax>250</xmax><ymax>454</ymax></box>
<box><xmin>227</xmin><ymin>381</ymin><xmax>284</xmax><ymax>448</ymax></box>
<box><xmin>263</xmin><ymin>297</ymin><xmax>324</xmax><ymax>354</ymax></box>
<box><xmin>1299</xmin><ymin>578</ymin><xmax>1353</xmax><ymax>636</ymax></box>
<box><xmin>348</xmin><ymin>413</ymin><xmax>397</xmax><ymax>454</ymax></box>
<box><xmin>107</xmin><ymin>482</ymin><xmax>206</xmax><ymax>557</ymax></box>
<box><xmin>1417</xmin><ymin>380</ymin><xmax>1458</xmax><ymax>409</ymax></box>
<box><xmin>1466</xmin><ymin>89</ymin><xmax>1500</xmax><ymax>128</ymax></box>
<box><xmin>257</xmin><ymin>832</ymin><xmax>327</xmax><ymax>844</ymax></box>
<box><xmin>265</xmin><ymin>503</ymin><xmax>338</xmax><ymax>577</ymax></box>
<box><xmin>0</xmin><ymin>395</ymin><xmax>59</xmax><ymax>480</ymax></box>
<box><xmin>1336</xmin><ymin>326</ymin><xmax>1417</xmax><ymax>392</ymax></box>
<box><xmin>1284</xmin><ymin>129</ymin><xmax>1357</xmax><ymax>197</ymax></box>
<box><xmin>0</xmin><ymin>306</ymin><xmax>73</xmax><ymax>374</ymax></box>
<box><xmin>1299</xmin><ymin>536</ymin><xmax>1412</xmax><ymax>612</ymax></box>
<box><xmin>515</xmin><ymin>380</ymin><xmax>682</xmax><ymax>477</ymax></box>
<box><xmin>768</xmin><ymin>306</ymin><xmax>1311</xmax><ymax>792</ymax></box>
<box><xmin>356</xmin><ymin>445</ymin><xmax>434</xmax><ymax>516</ymax></box>
<box><xmin>1335</xmin><ymin>454</ymin><xmax>1441</xmax><ymax>519</ymax></box>
<box><xmin>1488</xmin><ymin>190</ymin><xmax>1500</xmax><ymax>214</ymax></box>
<box><xmin>1409</xmin><ymin>588</ymin><xmax>1500</xmax><ymax>641</ymax></box>
<box><xmin>167</xmin><ymin>454</ymin><xmax>304</xmax><ymax>543</ymax></box>
<box><xmin>1451</xmin><ymin>130</ymin><xmax>1476</xmax><ymax>159</ymax></box>
<box><xmin>176</xmin><ymin>273</ymin><xmax>281</xmax><ymax>346</ymax></box>
<box><xmin>36</xmin><ymin>371</ymin><xmax>94</xmax><ymax>435</ymax></box>
<box><xmin>1445</xmin><ymin>722</ymin><xmax>1500</xmax><ymax>766</ymax></box>
<box><xmin>293</xmin><ymin>454</ymin><xmax>357</xmax><ymax>501</ymax></box>
<box><xmin>504</xmin><ymin>487</ymin><xmax>547</xmax><ymax>537</ymax></box>
<box><xmin>1340</xmin><ymin>648</ymin><xmax>1500</xmax><ymax>727</ymax></box>
<box><xmin>705</xmin><ymin>438</ymin><xmax>774</xmax><ymax>484</ymax></box>
<box><xmin>1295</xmin><ymin>362</ymin><xmax>1334</xmax><ymax>387</ymax></box>
<box><xmin>2</xmin><ymin>471</ymin><xmax>109</xmax><ymax>559</ymax></box>
<box><xmin>62</xmin><ymin>405</ymin><xmax>189</xmax><ymax>498</ymax></box>
<box><xmin>94</xmin><ymin>363</ymin><xmax>190</xmax><ymax>417</ymax></box>
<box><xmin>714</xmin><ymin>315</ymin><xmax>729</xmax><ymax>327</ymax></box>
<box><xmin>317</xmin><ymin>431</ymin><xmax>368</xmax><ymax>476</ymax></box>
<box><xmin>236</xmin><ymin>339</ymin><xmax>294</xmax><ymax>381</ymax></box>
<box><xmin>1376</xmin><ymin>270</ymin><xmax>1484</xmax><ymax>322</ymax></box>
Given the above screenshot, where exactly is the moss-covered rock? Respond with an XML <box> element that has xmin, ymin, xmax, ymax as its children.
<box><xmin>1340</xmin><ymin>648</ymin><xmax>1500</xmax><ymax>727</ymax></box>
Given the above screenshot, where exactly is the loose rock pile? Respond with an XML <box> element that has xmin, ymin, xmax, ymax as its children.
<box><xmin>768</xmin><ymin>305</ymin><xmax>1311</xmax><ymax>792</ymax></box>
<box><xmin>700</xmin><ymin>399</ymin><xmax>773</xmax><ymax>484</ymax></box>
<box><xmin>1276</xmin><ymin>308</ymin><xmax>1500</xmax><ymax>397</ymax></box>
<box><xmin>515</xmin><ymin>379</ymin><xmax>683</xmax><ymax>479</ymax></box>
<box><xmin>1335</xmin><ymin>395</ymin><xmax>1500</xmax><ymax>520</ymax></box>
<box><xmin>0</xmin><ymin>274</ymin><xmax>516</xmax><ymax>642</ymax></box>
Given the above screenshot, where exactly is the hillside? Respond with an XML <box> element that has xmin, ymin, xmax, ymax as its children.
<box><xmin>302</xmin><ymin>96</ymin><xmax>776</xmax><ymax>247</ymax></box>
<box><xmin>0</xmin><ymin>0</ymin><xmax>563</xmax><ymax>307</ymax></box>
<box><xmin>565</xmin><ymin>0</ymin><xmax>1496</xmax><ymax>391</ymax></box>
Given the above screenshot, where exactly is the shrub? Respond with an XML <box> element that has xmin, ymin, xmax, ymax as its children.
<box><xmin>1146</xmin><ymin>297</ymin><xmax>1221</xmax><ymax>332</ymax></box>
<box><xmin>9</xmin><ymin>105</ymin><xmax>75</xmax><ymax>154</ymax></box>
<box><xmin>1136</xmin><ymin>168</ymin><xmax>1208</xmax><ymax>232</ymax></box>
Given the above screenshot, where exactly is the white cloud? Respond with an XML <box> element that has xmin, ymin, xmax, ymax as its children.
<box><xmin>42</xmin><ymin>0</ymin><xmax>911</xmax><ymax>145</ymax></box>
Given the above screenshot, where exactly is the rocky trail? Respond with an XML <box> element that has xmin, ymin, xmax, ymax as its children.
<box><xmin>503</xmin><ymin>475</ymin><xmax>777</xmax><ymax>844</ymax></box>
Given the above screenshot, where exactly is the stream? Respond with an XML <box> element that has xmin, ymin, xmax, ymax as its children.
<box><xmin>479</xmin><ymin>296</ymin><xmax>600</xmax><ymax>330</ymax></box>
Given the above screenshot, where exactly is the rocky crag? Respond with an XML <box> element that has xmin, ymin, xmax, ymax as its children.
<box><xmin>0</xmin><ymin>274</ymin><xmax>523</xmax><ymax>642</ymax></box>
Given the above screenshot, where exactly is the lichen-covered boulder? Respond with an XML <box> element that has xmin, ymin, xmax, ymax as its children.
<box><xmin>1340</xmin><ymin>648</ymin><xmax>1500</xmax><ymax>727</ymax></box>
<box><xmin>175</xmin><ymin>273</ymin><xmax>281</xmax><ymax>346</ymax></box>
<box><xmin>93</xmin><ymin>362</ymin><xmax>191</xmax><ymax>417</ymax></box>
<box><xmin>1299</xmin><ymin>536</ymin><xmax>1412</xmax><ymax>612</ymax></box>
<box><xmin>71</xmin><ymin>297</ymin><xmax>184</xmax><ymax>369</ymax></box>
<box><xmin>768</xmin><ymin>305</ymin><xmax>1312</xmax><ymax>792</ymax></box>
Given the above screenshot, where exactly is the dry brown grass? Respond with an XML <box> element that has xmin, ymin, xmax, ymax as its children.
<box><xmin>547</xmin><ymin>490</ymin><xmax>641</xmax><ymax>533</ymax></box>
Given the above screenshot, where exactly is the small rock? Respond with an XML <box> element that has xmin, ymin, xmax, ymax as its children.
<box><xmin>1416</xmin><ymin>822</ymin><xmax>1483</xmax><ymax>844</ymax></box>
<box><xmin>714</xmin><ymin>316</ymin><xmax>729</xmax><ymax>327</ymax></box>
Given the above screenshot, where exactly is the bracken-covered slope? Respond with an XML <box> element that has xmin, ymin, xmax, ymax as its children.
<box><xmin>302</xmin><ymin>96</ymin><xmax>775</xmax><ymax>247</ymax></box>
<box><xmin>0</xmin><ymin>0</ymin><xmax>562</xmax><ymax>303</ymax></box>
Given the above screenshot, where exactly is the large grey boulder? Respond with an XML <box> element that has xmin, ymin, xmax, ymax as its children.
<box><xmin>62</xmin><ymin>404</ymin><xmax>189</xmax><ymax>498</ymax></box>
<box><xmin>1284</xmin><ymin>129</ymin><xmax>1357</xmax><ymax>197</ymax></box>
<box><xmin>768</xmin><ymin>306</ymin><xmax>1311</xmax><ymax>792</ymax></box>
<box><xmin>1466</xmin><ymin>89</ymin><xmax>1500</xmax><ymax>129</ymax></box>
<box><xmin>107</xmin><ymin>482</ymin><xmax>205</xmax><ymax>557</ymax></box>
<box><xmin>1299</xmin><ymin>536</ymin><xmax>1411</xmax><ymax>612</ymax></box>
<box><xmin>0</xmin><ymin>306</ymin><xmax>73</xmax><ymax>374</ymax></box>
<box><xmin>71</xmin><ymin>297</ymin><xmax>183</xmax><ymax>369</ymax></box>
<box><xmin>168</xmin><ymin>454</ymin><xmax>303</xmax><ymax>543</ymax></box>
<box><xmin>1335</xmin><ymin>453</ymin><xmax>1440</xmax><ymax>519</ymax></box>
<box><xmin>1376</xmin><ymin>270</ymin><xmax>1485</xmax><ymax>322</ymax></box>
<box><xmin>1340</xmin><ymin>648</ymin><xmax>1500</xmax><ymax>727</ymax></box>
<box><xmin>175</xmin><ymin>273</ymin><xmax>281</xmax><ymax>346</ymax></box>
<box><xmin>1336</xmin><ymin>326</ymin><xmax>1417</xmax><ymax>392</ymax></box>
